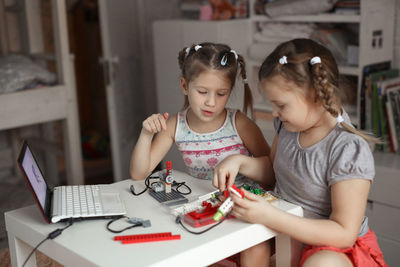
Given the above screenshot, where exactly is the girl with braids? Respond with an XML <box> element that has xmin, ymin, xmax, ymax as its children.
<box><xmin>130</xmin><ymin>42</ymin><xmax>270</xmax><ymax>187</ymax></box>
<box><xmin>213</xmin><ymin>39</ymin><xmax>387</xmax><ymax>267</ymax></box>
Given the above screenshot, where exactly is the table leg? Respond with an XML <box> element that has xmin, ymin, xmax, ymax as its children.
<box><xmin>275</xmin><ymin>233</ymin><xmax>302</xmax><ymax>267</ymax></box>
<box><xmin>7</xmin><ymin>231</ymin><xmax>37</xmax><ymax>267</ymax></box>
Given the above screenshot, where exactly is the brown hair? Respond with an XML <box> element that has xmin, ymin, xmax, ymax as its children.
<box><xmin>258</xmin><ymin>38</ymin><xmax>380</xmax><ymax>143</ymax></box>
<box><xmin>178</xmin><ymin>42</ymin><xmax>253</xmax><ymax>116</ymax></box>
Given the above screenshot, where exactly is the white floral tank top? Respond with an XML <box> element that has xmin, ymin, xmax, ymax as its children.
<box><xmin>175</xmin><ymin>108</ymin><xmax>250</xmax><ymax>180</ymax></box>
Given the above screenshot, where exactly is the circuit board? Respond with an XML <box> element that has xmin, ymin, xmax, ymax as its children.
<box><xmin>148</xmin><ymin>189</ymin><xmax>188</xmax><ymax>206</ymax></box>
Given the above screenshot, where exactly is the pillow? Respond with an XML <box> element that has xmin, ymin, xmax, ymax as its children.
<box><xmin>0</xmin><ymin>54</ymin><xmax>56</xmax><ymax>94</ymax></box>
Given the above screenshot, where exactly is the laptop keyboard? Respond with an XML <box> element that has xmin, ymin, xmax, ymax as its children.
<box><xmin>54</xmin><ymin>185</ymin><xmax>104</xmax><ymax>217</ymax></box>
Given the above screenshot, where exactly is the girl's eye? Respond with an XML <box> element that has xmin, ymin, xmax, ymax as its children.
<box><xmin>198</xmin><ymin>90</ymin><xmax>207</xmax><ymax>94</ymax></box>
<box><xmin>273</xmin><ymin>103</ymin><xmax>285</xmax><ymax>110</ymax></box>
<box><xmin>218</xmin><ymin>93</ymin><xmax>227</xmax><ymax>97</ymax></box>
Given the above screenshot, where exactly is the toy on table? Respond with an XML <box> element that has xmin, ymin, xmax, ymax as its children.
<box><xmin>173</xmin><ymin>185</ymin><xmax>278</xmax><ymax>228</ymax></box>
<box><xmin>171</xmin><ymin>189</ymin><xmax>220</xmax><ymax>217</ymax></box>
<box><xmin>213</xmin><ymin>185</ymin><xmax>244</xmax><ymax>222</ymax></box>
<box><xmin>114</xmin><ymin>232</ymin><xmax>181</xmax><ymax>244</ymax></box>
<box><xmin>183</xmin><ymin>201</ymin><xmax>221</xmax><ymax>227</ymax></box>
<box><xmin>148</xmin><ymin>161</ymin><xmax>189</xmax><ymax>206</ymax></box>
<box><xmin>164</xmin><ymin>161</ymin><xmax>174</xmax><ymax>193</ymax></box>
<box><xmin>242</xmin><ymin>184</ymin><xmax>278</xmax><ymax>202</ymax></box>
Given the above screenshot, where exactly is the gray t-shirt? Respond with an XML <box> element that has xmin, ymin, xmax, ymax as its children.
<box><xmin>273</xmin><ymin>110</ymin><xmax>374</xmax><ymax>236</ymax></box>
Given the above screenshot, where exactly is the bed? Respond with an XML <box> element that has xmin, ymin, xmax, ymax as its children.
<box><xmin>0</xmin><ymin>0</ymin><xmax>83</xmax><ymax>185</ymax></box>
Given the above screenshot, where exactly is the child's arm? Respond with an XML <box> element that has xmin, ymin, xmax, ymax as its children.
<box><xmin>233</xmin><ymin>112</ymin><xmax>275</xmax><ymax>187</ymax></box>
<box><xmin>235</xmin><ymin>112</ymin><xmax>270</xmax><ymax>157</ymax></box>
<box><xmin>129</xmin><ymin>113</ymin><xmax>176</xmax><ymax>180</ymax></box>
<box><xmin>231</xmin><ymin>178</ymin><xmax>371</xmax><ymax>248</ymax></box>
<box><xmin>213</xmin><ymin>154</ymin><xmax>271</xmax><ymax>192</ymax></box>
<box><xmin>213</xmin><ymin>134</ymin><xmax>280</xmax><ymax>192</ymax></box>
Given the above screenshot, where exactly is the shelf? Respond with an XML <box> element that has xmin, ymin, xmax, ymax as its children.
<box><xmin>338</xmin><ymin>65</ymin><xmax>360</xmax><ymax>76</ymax></box>
<box><xmin>0</xmin><ymin>85</ymin><xmax>67</xmax><ymax>131</ymax></box>
<box><xmin>251</xmin><ymin>14</ymin><xmax>361</xmax><ymax>23</ymax></box>
<box><xmin>180</xmin><ymin>3</ymin><xmax>201</xmax><ymax>12</ymax></box>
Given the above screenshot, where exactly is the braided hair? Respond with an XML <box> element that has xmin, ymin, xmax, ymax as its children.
<box><xmin>258</xmin><ymin>38</ymin><xmax>380</xmax><ymax>143</ymax></box>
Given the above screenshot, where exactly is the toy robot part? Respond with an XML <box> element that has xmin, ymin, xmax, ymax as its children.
<box><xmin>213</xmin><ymin>185</ymin><xmax>244</xmax><ymax>222</ymax></box>
<box><xmin>229</xmin><ymin>185</ymin><xmax>244</xmax><ymax>198</ymax></box>
<box><xmin>151</xmin><ymin>182</ymin><xmax>165</xmax><ymax>192</ymax></box>
<box><xmin>212</xmin><ymin>197</ymin><xmax>234</xmax><ymax>222</ymax></box>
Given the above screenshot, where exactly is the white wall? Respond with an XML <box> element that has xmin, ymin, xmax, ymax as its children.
<box><xmin>393</xmin><ymin>0</ymin><xmax>400</xmax><ymax>69</ymax></box>
<box><xmin>138</xmin><ymin>0</ymin><xmax>180</xmax><ymax>116</ymax></box>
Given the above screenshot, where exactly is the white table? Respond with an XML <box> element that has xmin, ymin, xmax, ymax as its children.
<box><xmin>5</xmin><ymin>171</ymin><xmax>303</xmax><ymax>267</ymax></box>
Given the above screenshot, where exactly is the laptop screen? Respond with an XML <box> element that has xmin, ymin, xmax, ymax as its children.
<box><xmin>20</xmin><ymin>145</ymin><xmax>47</xmax><ymax>210</ymax></box>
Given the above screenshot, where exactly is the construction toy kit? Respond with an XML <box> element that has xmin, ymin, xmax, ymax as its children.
<box><xmin>138</xmin><ymin>160</ymin><xmax>280</xmax><ymax>235</ymax></box>
<box><xmin>170</xmin><ymin>182</ymin><xmax>278</xmax><ymax>228</ymax></box>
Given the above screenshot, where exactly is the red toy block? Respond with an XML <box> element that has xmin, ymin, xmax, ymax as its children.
<box><xmin>166</xmin><ymin>161</ymin><xmax>172</xmax><ymax>174</ymax></box>
<box><xmin>183</xmin><ymin>201</ymin><xmax>233</xmax><ymax>227</ymax></box>
<box><xmin>114</xmin><ymin>232</ymin><xmax>181</xmax><ymax>244</ymax></box>
<box><xmin>229</xmin><ymin>185</ymin><xmax>244</xmax><ymax>198</ymax></box>
<box><xmin>223</xmin><ymin>185</ymin><xmax>244</xmax><ymax>199</ymax></box>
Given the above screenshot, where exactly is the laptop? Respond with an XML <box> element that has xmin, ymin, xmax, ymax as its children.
<box><xmin>17</xmin><ymin>140</ymin><xmax>127</xmax><ymax>223</ymax></box>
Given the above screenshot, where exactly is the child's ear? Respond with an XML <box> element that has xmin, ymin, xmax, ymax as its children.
<box><xmin>180</xmin><ymin>77</ymin><xmax>188</xmax><ymax>95</ymax></box>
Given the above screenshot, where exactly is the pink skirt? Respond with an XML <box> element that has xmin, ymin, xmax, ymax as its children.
<box><xmin>300</xmin><ymin>230</ymin><xmax>387</xmax><ymax>267</ymax></box>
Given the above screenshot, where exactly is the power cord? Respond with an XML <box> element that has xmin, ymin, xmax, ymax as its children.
<box><xmin>106</xmin><ymin>216</ymin><xmax>151</xmax><ymax>233</ymax></box>
<box><xmin>22</xmin><ymin>219</ymin><xmax>74</xmax><ymax>267</ymax></box>
<box><xmin>130</xmin><ymin>173</ymin><xmax>159</xmax><ymax>196</ymax></box>
<box><xmin>130</xmin><ymin>172</ymin><xmax>192</xmax><ymax>196</ymax></box>
<box><xmin>175</xmin><ymin>208</ymin><xmax>233</xmax><ymax>235</ymax></box>
<box><xmin>172</xmin><ymin>180</ymin><xmax>191</xmax><ymax>195</ymax></box>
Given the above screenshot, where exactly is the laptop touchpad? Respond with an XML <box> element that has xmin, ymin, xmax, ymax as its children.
<box><xmin>102</xmin><ymin>193</ymin><xmax>125</xmax><ymax>213</ymax></box>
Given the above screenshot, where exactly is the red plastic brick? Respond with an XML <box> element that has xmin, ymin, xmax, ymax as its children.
<box><xmin>166</xmin><ymin>161</ymin><xmax>172</xmax><ymax>173</ymax></box>
<box><xmin>230</xmin><ymin>185</ymin><xmax>244</xmax><ymax>198</ymax></box>
<box><xmin>183</xmin><ymin>202</ymin><xmax>234</xmax><ymax>227</ymax></box>
<box><xmin>114</xmin><ymin>232</ymin><xmax>181</xmax><ymax>244</ymax></box>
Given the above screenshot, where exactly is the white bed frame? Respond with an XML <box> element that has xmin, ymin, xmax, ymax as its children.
<box><xmin>0</xmin><ymin>0</ymin><xmax>83</xmax><ymax>185</ymax></box>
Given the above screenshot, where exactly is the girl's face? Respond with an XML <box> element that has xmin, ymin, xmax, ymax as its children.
<box><xmin>261</xmin><ymin>75</ymin><xmax>323</xmax><ymax>132</ymax></box>
<box><xmin>181</xmin><ymin>70</ymin><xmax>231</xmax><ymax>124</ymax></box>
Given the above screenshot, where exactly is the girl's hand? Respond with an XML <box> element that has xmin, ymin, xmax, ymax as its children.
<box><xmin>230</xmin><ymin>190</ymin><xmax>271</xmax><ymax>225</ymax></box>
<box><xmin>212</xmin><ymin>155</ymin><xmax>241</xmax><ymax>192</ymax></box>
<box><xmin>142</xmin><ymin>112</ymin><xmax>169</xmax><ymax>134</ymax></box>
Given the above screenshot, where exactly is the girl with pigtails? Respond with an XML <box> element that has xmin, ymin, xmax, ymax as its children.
<box><xmin>213</xmin><ymin>39</ymin><xmax>388</xmax><ymax>267</ymax></box>
<box><xmin>130</xmin><ymin>42</ymin><xmax>270</xmax><ymax>185</ymax></box>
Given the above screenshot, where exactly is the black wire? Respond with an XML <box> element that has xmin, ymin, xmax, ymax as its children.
<box><xmin>176</xmin><ymin>208</ymin><xmax>233</xmax><ymax>235</ymax></box>
<box><xmin>172</xmin><ymin>181</ymin><xmax>191</xmax><ymax>195</ymax></box>
<box><xmin>130</xmin><ymin>174</ymin><xmax>159</xmax><ymax>196</ymax></box>
<box><xmin>22</xmin><ymin>238</ymin><xmax>49</xmax><ymax>267</ymax></box>
<box><xmin>130</xmin><ymin>172</ymin><xmax>192</xmax><ymax>196</ymax></box>
<box><xmin>106</xmin><ymin>216</ymin><xmax>143</xmax><ymax>233</ymax></box>
<box><xmin>22</xmin><ymin>219</ymin><xmax>74</xmax><ymax>267</ymax></box>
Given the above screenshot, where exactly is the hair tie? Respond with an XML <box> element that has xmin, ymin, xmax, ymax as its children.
<box><xmin>279</xmin><ymin>56</ymin><xmax>288</xmax><ymax>65</ymax></box>
<box><xmin>221</xmin><ymin>54</ymin><xmax>228</xmax><ymax>66</ymax></box>
<box><xmin>230</xmin><ymin>49</ymin><xmax>238</xmax><ymax>60</ymax></box>
<box><xmin>337</xmin><ymin>114</ymin><xmax>344</xmax><ymax>124</ymax></box>
<box><xmin>310</xmin><ymin>56</ymin><xmax>321</xmax><ymax>65</ymax></box>
<box><xmin>194</xmin><ymin>45</ymin><xmax>202</xmax><ymax>51</ymax></box>
<box><xmin>185</xmin><ymin>47</ymin><xmax>190</xmax><ymax>56</ymax></box>
<box><xmin>242</xmin><ymin>78</ymin><xmax>248</xmax><ymax>84</ymax></box>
